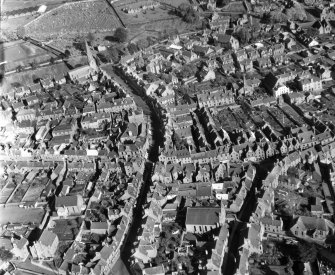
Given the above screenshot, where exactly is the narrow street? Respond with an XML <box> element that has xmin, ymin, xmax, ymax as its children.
<box><xmin>110</xmin><ymin>67</ymin><xmax>165</xmax><ymax>274</ymax></box>
<box><xmin>223</xmin><ymin>161</ymin><xmax>274</xmax><ymax>275</ymax></box>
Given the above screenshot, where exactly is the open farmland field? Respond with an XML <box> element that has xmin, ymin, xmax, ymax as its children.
<box><xmin>112</xmin><ymin>4</ymin><xmax>198</xmax><ymax>43</ymax></box>
<box><xmin>0</xmin><ymin>40</ymin><xmax>57</xmax><ymax>72</ymax></box>
<box><xmin>2</xmin><ymin>0</ymin><xmax>74</xmax><ymax>12</ymax></box>
<box><xmin>0</xmin><ymin>14</ymin><xmax>37</xmax><ymax>42</ymax></box>
<box><xmin>1</xmin><ymin>61</ymin><xmax>69</xmax><ymax>91</ymax></box>
<box><xmin>24</xmin><ymin>0</ymin><xmax>123</xmax><ymax>40</ymax></box>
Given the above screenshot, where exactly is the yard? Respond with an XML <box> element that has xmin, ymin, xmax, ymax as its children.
<box><xmin>1</xmin><ymin>61</ymin><xmax>69</xmax><ymax>92</ymax></box>
<box><xmin>0</xmin><ymin>208</ymin><xmax>45</xmax><ymax>224</ymax></box>
<box><xmin>49</xmin><ymin>217</ymin><xmax>82</xmax><ymax>241</ymax></box>
<box><xmin>22</xmin><ymin>183</ymin><xmax>45</xmax><ymax>202</ymax></box>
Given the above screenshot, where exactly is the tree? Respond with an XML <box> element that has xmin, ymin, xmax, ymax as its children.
<box><xmin>285</xmin><ymin>3</ymin><xmax>307</xmax><ymax>21</ymax></box>
<box><xmin>114</xmin><ymin>27</ymin><xmax>128</xmax><ymax>43</ymax></box>
<box><xmin>217</xmin><ymin>0</ymin><xmax>230</xmax><ymax>7</ymax></box>
<box><xmin>184</xmin><ymin>8</ymin><xmax>199</xmax><ymax>24</ymax></box>
<box><xmin>178</xmin><ymin>3</ymin><xmax>190</xmax><ymax>17</ymax></box>
<box><xmin>30</xmin><ymin>60</ymin><xmax>37</xmax><ymax>70</ymax></box>
<box><xmin>178</xmin><ymin>3</ymin><xmax>199</xmax><ymax>23</ymax></box>
<box><xmin>64</xmin><ymin>49</ymin><xmax>71</xmax><ymax>58</ymax></box>
<box><xmin>16</xmin><ymin>65</ymin><xmax>23</xmax><ymax>72</ymax></box>
<box><xmin>179</xmin><ymin>63</ymin><xmax>197</xmax><ymax>79</ymax></box>
<box><xmin>143</xmin><ymin>72</ymin><xmax>157</xmax><ymax>82</ymax></box>
<box><xmin>137</xmin><ymin>38</ymin><xmax>149</xmax><ymax>50</ymax></box>
<box><xmin>86</xmin><ymin>32</ymin><xmax>95</xmax><ymax>45</ymax></box>
<box><xmin>269</xmin><ymin>10</ymin><xmax>288</xmax><ymax>23</ymax></box>
<box><xmin>127</xmin><ymin>43</ymin><xmax>138</xmax><ymax>54</ymax></box>
<box><xmin>262</xmin><ymin>12</ymin><xmax>271</xmax><ymax>24</ymax></box>
<box><xmin>50</xmin><ymin>57</ymin><xmax>56</xmax><ymax>64</ymax></box>
<box><xmin>235</xmin><ymin>27</ymin><xmax>251</xmax><ymax>45</ymax></box>
<box><xmin>106</xmin><ymin>48</ymin><xmax>119</xmax><ymax>62</ymax></box>
<box><xmin>0</xmin><ymin>246</ymin><xmax>13</xmax><ymax>262</ymax></box>
<box><xmin>297</xmin><ymin>241</ymin><xmax>317</xmax><ymax>263</ymax></box>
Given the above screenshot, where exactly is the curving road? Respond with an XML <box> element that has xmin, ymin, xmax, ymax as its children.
<box><xmin>108</xmin><ymin>66</ymin><xmax>165</xmax><ymax>274</ymax></box>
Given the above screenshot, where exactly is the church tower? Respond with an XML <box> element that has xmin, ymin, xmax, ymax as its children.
<box><xmin>85</xmin><ymin>40</ymin><xmax>98</xmax><ymax>71</ymax></box>
<box><xmin>219</xmin><ymin>200</ymin><xmax>226</xmax><ymax>225</ymax></box>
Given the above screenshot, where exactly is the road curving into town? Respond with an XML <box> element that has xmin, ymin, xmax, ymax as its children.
<box><xmin>110</xmin><ymin>65</ymin><xmax>165</xmax><ymax>274</ymax></box>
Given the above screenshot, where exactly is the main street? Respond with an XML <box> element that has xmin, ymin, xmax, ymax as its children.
<box><xmin>109</xmin><ymin>66</ymin><xmax>165</xmax><ymax>274</ymax></box>
<box><xmin>223</xmin><ymin>160</ymin><xmax>275</xmax><ymax>275</ymax></box>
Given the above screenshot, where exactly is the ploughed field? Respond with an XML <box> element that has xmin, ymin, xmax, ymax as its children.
<box><xmin>23</xmin><ymin>0</ymin><xmax>122</xmax><ymax>39</ymax></box>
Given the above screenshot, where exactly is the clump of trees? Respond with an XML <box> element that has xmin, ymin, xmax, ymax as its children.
<box><xmin>285</xmin><ymin>1</ymin><xmax>307</xmax><ymax>21</ymax></box>
<box><xmin>179</xmin><ymin>63</ymin><xmax>198</xmax><ymax>79</ymax></box>
<box><xmin>0</xmin><ymin>247</ymin><xmax>13</xmax><ymax>262</ymax></box>
<box><xmin>178</xmin><ymin>4</ymin><xmax>200</xmax><ymax>23</ymax></box>
<box><xmin>235</xmin><ymin>27</ymin><xmax>251</xmax><ymax>45</ymax></box>
<box><xmin>114</xmin><ymin>27</ymin><xmax>128</xmax><ymax>43</ymax></box>
<box><xmin>172</xmin><ymin>132</ymin><xmax>188</xmax><ymax>150</ymax></box>
<box><xmin>98</xmin><ymin>47</ymin><xmax>119</xmax><ymax>63</ymax></box>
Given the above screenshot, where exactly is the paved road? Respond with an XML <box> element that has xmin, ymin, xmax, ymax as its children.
<box><xmin>223</xmin><ymin>161</ymin><xmax>274</xmax><ymax>275</ymax></box>
<box><xmin>111</xmin><ymin>66</ymin><xmax>165</xmax><ymax>274</ymax></box>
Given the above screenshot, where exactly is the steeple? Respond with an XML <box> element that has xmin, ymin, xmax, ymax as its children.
<box><xmin>219</xmin><ymin>200</ymin><xmax>226</xmax><ymax>225</ymax></box>
<box><xmin>85</xmin><ymin>40</ymin><xmax>98</xmax><ymax>71</ymax></box>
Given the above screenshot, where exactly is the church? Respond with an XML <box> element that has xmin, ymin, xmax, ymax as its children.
<box><xmin>68</xmin><ymin>40</ymin><xmax>99</xmax><ymax>83</ymax></box>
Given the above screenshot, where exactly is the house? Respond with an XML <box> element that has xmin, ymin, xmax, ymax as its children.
<box><xmin>290</xmin><ymin>216</ymin><xmax>335</xmax><ymax>240</ymax></box>
<box><xmin>55</xmin><ymin>195</ymin><xmax>85</xmax><ymax>216</ymax></box>
<box><xmin>90</xmin><ymin>222</ymin><xmax>109</xmax><ymax>234</ymax></box>
<box><xmin>284</xmin><ymin>92</ymin><xmax>305</xmax><ymax>105</ymax></box>
<box><xmin>312</xmin><ymin>20</ymin><xmax>332</xmax><ymax>34</ymax></box>
<box><xmin>297</xmin><ymin>75</ymin><xmax>322</xmax><ymax>93</ymax></box>
<box><xmin>243</xmin><ymin>223</ymin><xmax>264</xmax><ymax>254</ymax></box>
<box><xmin>142</xmin><ymin>265</ymin><xmax>165</xmax><ymax>275</ymax></box>
<box><xmin>206</xmin><ymin>224</ymin><xmax>229</xmax><ymax>271</ymax></box>
<box><xmin>272</xmin><ymin>85</ymin><xmax>291</xmax><ymax>98</ymax></box>
<box><xmin>180</xmin><ymin>50</ymin><xmax>198</xmax><ymax>62</ymax></box>
<box><xmin>209</xmin><ymin>15</ymin><xmax>230</xmax><ymax>31</ymax></box>
<box><xmin>253</xmin><ymin>57</ymin><xmax>272</xmax><ymax>69</ymax></box>
<box><xmin>221</xmin><ymin>63</ymin><xmax>236</xmax><ymax>74</ymax></box>
<box><xmin>192</xmin><ymin>45</ymin><xmax>213</xmax><ymax>57</ymax></box>
<box><xmin>234</xmin><ymin>49</ymin><xmax>247</xmax><ymax>62</ymax></box>
<box><xmin>246</xmin><ymin>47</ymin><xmax>260</xmax><ymax>60</ymax></box>
<box><xmin>278</xmin><ymin>175</ymin><xmax>301</xmax><ymax>191</ymax></box>
<box><xmin>197</xmin><ymin>90</ymin><xmax>234</xmax><ymax>108</ymax></box>
<box><xmin>31</xmin><ymin>230</ymin><xmax>59</xmax><ymax>259</ymax></box>
<box><xmin>133</xmin><ymin>240</ymin><xmax>158</xmax><ymax>264</ymax></box>
<box><xmin>216</xmin><ymin>34</ymin><xmax>239</xmax><ymax>50</ymax></box>
<box><xmin>271</xmin><ymin>43</ymin><xmax>285</xmax><ymax>56</ymax></box>
<box><xmin>16</xmin><ymin>109</ymin><xmax>36</xmax><ymax>122</ymax></box>
<box><xmin>239</xmin><ymin>59</ymin><xmax>253</xmax><ymax>72</ymax></box>
<box><xmin>185</xmin><ymin>207</ymin><xmax>225</xmax><ymax>233</ymax></box>
<box><xmin>259</xmin><ymin>217</ymin><xmax>283</xmax><ymax>238</ymax></box>
<box><xmin>198</xmin><ymin>66</ymin><xmax>216</xmax><ymax>82</ymax></box>
<box><xmin>12</xmin><ymin>237</ymin><xmax>29</xmax><ymax>261</ymax></box>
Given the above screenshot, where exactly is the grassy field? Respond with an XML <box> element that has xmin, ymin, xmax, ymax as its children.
<box><xmin>0</xmin><ymin>14</ymin><xmax>37</xmax><ymax>41</ymax></box>
<box><xmin>24</xmin><ymin>0</ymin><xmax>122</xmax><ymax>39</ymax></box>
<box><xmin>114</xmin><ymin>5</ymin><xmax>197</xmax><ymax>43</ymax></box>
<box><xmin>0</xmin><ymin>207</ymin><xmax>45</xmax><ymax>224</ymax></box>
<box><xmin>0</xmin><ymin>40</ymin><xmax>57</xmax><ymax>72</ymax></box>
<box><xmin>2</xmin><ymin>0</ymin><xmax>69</xmax><ymax>12</ymax></box>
